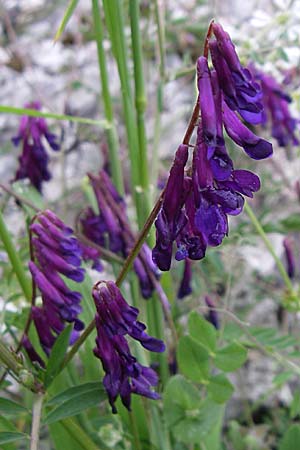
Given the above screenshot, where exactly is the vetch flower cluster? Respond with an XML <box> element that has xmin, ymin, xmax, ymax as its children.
<box><xmin>25</xmin><ymin>210</ymin><xmax>85</xmax><ymax>359</ymax></box>
<box><xmin>152</xmin><ymin>22</ymin><xmax>273</xmax><ymax>271</ymax></box>
<box><xmin>93</xmin><ymin>281</ymin><xmax>165</xmax><ymax>413</ymax></box>
<box><xmin>80</xmin><ymin>171</ymin><xmax>160</xmax><ymax>299</ymax></box>
<box><xmin>249</xmin><ymin>65</ymin><xmax>299</xmax><ymax>147</ymax></box>
<box><xmin>12</xmin><ymin>102</ymin><xmax>60</xmax><ymax>192</ymax></box>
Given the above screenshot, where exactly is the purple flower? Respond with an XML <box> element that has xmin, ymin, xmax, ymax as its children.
<box><xmin>93</xmin><ymin>281</ymin><xmax>165</xmax><ymax>413</ymax></box>
<box><xmin>12</xmin><ymin>102</ymin><xmax>60</xmax><ymax>192</ymax></box>
<box><xmin>249</xmin><ymin>65</ymin><xmax>299</xmax><ymax>147</ymax></box>
<box><xmin>26</xmin><ymin>210</ymin><xmax>85</xmax><ymax>357</ymax></box>
<box><xmin>222</xmin><ymin>101</ymin><xmax>273</xmax><ymax>160</ymax></box>
<box><xmin>152</xmin><ymin>145</ymin><xmax>189</xmax><ymax>271</ymax></box>
<box><xmin>210</xmin><ymin>23</ymin><xmax>263</xmax><ymax>124</ymax></box>
<box><xmin>80</xmin><ymin>172</ymin><xmax>160</xmax><ymax>299</ymax></box>
<box><xmin>177</xmin><ymin>259</ymin><xmax>192</xmax><ymax>299</ymax></box>
<box><xmin>283</xmin><ymin>237</ymin><xmax>295</xmax><ymax>279</ymax></box>
<box><xmin>152</xmin><ymin>32</ymin><xmax>272</xmax><ymax>270</ymax></box>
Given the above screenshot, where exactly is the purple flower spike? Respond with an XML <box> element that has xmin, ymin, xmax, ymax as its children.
<box><xmin>153</xmin><ymin>144</ymin><xmax>189</xmax><ymax>271</ymax></box>
<box><xmin>177</xmin><ymin>259</ymin><xmax>193</xmax><ymax>299</ymax></box>
<box><xmin>12</xmin><ymin>102</ymin><xmax>60</xmax><ymax>192</ymax></box>
<box><xmin>197</xmin><ymin>57</ymin><xmax>223</xmax><ymax>152</ymax></box>
<box><xmin>25</xmin><ymin>210</ymin><xmax>85</xmax><ymax>359</ymax></box>
<box><xmin>223</xmin><ymin>101</ymin><xmax>273</xmax><ymax>160</ymax></box>
<box><xmin>93</xmin><ymin>281</ymin><xmax>164</xmax><ymax>413</ymax></box>
<box><xmin>283</xmin><ymin>237</ymin><xmax>295</xmax><ymax>279</ymax></box>
<box><xmin>211</xmin><ymin>23</ymin><xmax>263</xmax><ymax>124</ymax></box>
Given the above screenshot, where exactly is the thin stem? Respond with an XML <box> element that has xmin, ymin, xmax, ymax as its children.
<box><xmin>0</xmin><ymin>105</ymin><xmax>108</xmax><ymax>127</ymax></box>
<box><xmin>129</xmin><ymin>412</ymin><xmax>143</xmax><ymax>450</ymax></box>
<box><xmin>92</xmin><ymin>0</ymin><xmax>124</xmax><ymax>195</ymax></box>
<box><xmin>203</xmin><ymin>19</ymin><xmax>215</xmax><ymax>58</ymax></box>
<box><xmin>61</xmin><ymin>417</ymin><xmax>100</xmax><ymax>450</ymax></box>
<box><xmin>30</xmin><ymin>393</ymin><xmax>44</xmax><ymax>450</ymax></box>
<box><xmin>154</xmin><ymin>0</ymin><xmax>166</xmax><ymax>81</ymax></box>
<box><xmin>0</xmin><ymin>184</ymin><xmax>40</xmax><ymax>212</ymax></box>
<box><xmin>244</xmin><ymin>202</ymin><xmax>294</xmax><ymax>294</ymax></box>
<box><xmin>0</xmin><ymin>209</ymin><xmax>32</xmax><ymax>301</ymax></box>
<box><xmin>0</xmin><ymin>339</ymin><xmax>23</xmax><ymax>374</ymax></box>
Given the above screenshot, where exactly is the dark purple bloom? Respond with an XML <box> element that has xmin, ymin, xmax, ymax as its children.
<box><xmin>93</xmin><ymin>281</ymin><xmax>164</xmax><ymax>413</ymax></box>
<box><xmin>177</xmin><ymin>259</ymin><xmax>192</xmax><ymax>299</ymax></box>
<box><xmin>222</xmin><ymin>101</ymin><xmax>273</xmax><ymax>160</ymax></box>
<box><xmin>26</xmin><ymin>210</ymin><xmax>85</xmax><ymax>357</ymax></box>
<box><xmin>210</xmin><ymin>23</ymin><xmax>263</xmax><ymax>124</ymax></box>
<box><xmin>283</xmin><ymin>237</ymin><xmax>295</xmax><ymax>279</ymax></box>
<box><xmin>152</xmin><ymin>36</ymin><xmax>271</xmax><ymax>270</ymax></box>
<box><xmin>80</xmin><ymin>171</ymin><xmax>160</xmax><ymax>299</ymax></box>
<box><xmin>152</xmin><ymin>145</ymin><xmax>189</xmax><ymax>271</ymax></box>
<box><xmin>249</xmin><ymin>65</ymin><xmax>299</xmax><ymax>147</ymax></box>
<box><xmin>12</xmin><ymin>101</ymin><xmax>60</xmax><ymax>192</ymax></box>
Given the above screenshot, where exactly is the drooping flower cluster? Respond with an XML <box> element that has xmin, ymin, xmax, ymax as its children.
<box><xmin>249</xmin><ymin>65</ymin><xmax>299</xmax><ymax>147</ymax></box>
<box><xmin>12</xmin><ymin>101</ymin><xmax>60</xmax><ymax>192</ymax></box>
<box><xmin>80</xmin><ymin>171</ymin><xmax>160</xmax><ymax>299</ymax></box>
<box><xmin>93</xmin><ymin>281</ymin><xmax>165</xmax><ymax>413</ymax></box>
<box><xmin>25</xmin><ymin>210</ymin><xmax>85</xmax><ymax>359</ymax></box>
<box><xmin>152</xmin><ymin>22</ymin><xmax>273</xmax><ymax>271</ymax></box>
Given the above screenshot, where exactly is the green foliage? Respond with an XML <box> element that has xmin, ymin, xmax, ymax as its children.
<box><xmin>0</xmin><ymin>432</ymin><xmax>28</xmax><ymax>445</ymax></box>
<box><xmin>207</xmin><ymin>374</ymin><xmax>234</xmax><ymax>404</ymax></box>
<box><xmin>44</xmin><ymin>325</ymin><xmax>73</xmax><ymax>388</ymax></box>
<box><xmin>44</xmin><ymin>382</ymin><xmax>106</xmax><ymax>424</ymax></box>
<box><xmin>177</xmin><ymin>335</ymin><xmax>210</xmax><ymax>383</ymax></box>
<box><xmin>0</xmin><ymin>397</ymin><xmax>27</xmax><ymax>415</ymax></box>
<box><xmin>214</xmin><ymin>342</ymin><xmax>247</xmax><ymax>372</ymax></box>
<box><xmin>188</xmin><ymin>311</ymin><xmax>217</xmax><ymax>355</ymax></box>
<box><xmin>163</xmin><ymin>375</ymin><xmax>223</xmax><ymax>445</ymax></box>
<box><xmin>279</xmin><ymin>425</ymin><xmax>300</xmax><ymax>450</ymax></box>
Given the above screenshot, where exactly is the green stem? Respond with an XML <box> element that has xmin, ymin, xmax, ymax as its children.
<box><xmin>154</xmin><ymin>0</ymin><xmax>166</xmax><ymax>81</ymax></box>
<box><xmin>92</xmin><ymin>0</ymin><xmax>124</xmax><ymax>195</ymax></box>
<box><xmin>0</xmin><ymin>209</ymin><xmax>31</xmax><ymax>301</ymax></box>
<box><xmin>0</xmin><ymin>339</ymin><xmax>23</xmax><ymax>374</ymax></box>
<box><xmin>0</xmin><ymin>105</ymin><xmax>107</xmax><ymax>127</ymax></box>
<box><xmin>102</xmin><ymin>0</ymin><xmax>145</xmax><ymax>227</ymax></box>
<box><xmin>30</xmin><ymin>394</ymin><xmax>44</xmax><ymax>450</ymax></box>
<box><xmin>129</xmin><ymin>0</ymin><xmax>150</xmax><ymax>198</ymax></box>
<box><xmin>61</xmin><ymin>418</ymin><xmax>101</xmax><ymax>450</ymax></box>
<box><xmin>244</xmin><ymin>202</ymin><xmax>294</xmax><ymax>294</ymax></box>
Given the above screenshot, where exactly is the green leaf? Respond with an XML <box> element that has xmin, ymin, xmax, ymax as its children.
<box><xmin>215</xmin><ymin>342</ymin><xmax>247</xmax><ymax>372</ymax></box>
<box><xmin>290</xmin><ymin>390</ymin><xmax>300</xmax><ymax>419</ymax></box>
<box><xmin>177</xmin><ymin>335</ymin><xmax>210</xmax><ymax>383</ymax></box>
<box><xmin>0</xmin><ymin>432</ymin><xmax>28</xmax><ymax>445</ymax></box>
<box><xmin>207</xmin><ymin>374</ymin><xmax>234</xmax><ymax>404</ymax></box>
<box><xmin>279</xmin><ymin>424</ymin><xmax>300</xmax><ymax>450</ymax></box>
<box><xmin>54</xmin><ymin>0</ymin><xmax>79</xmax><ymax>42</ymax></box>
<box><xmin>174</xmin><ymin>400</ymin><xmax>223</xmax><ymax>444</ymax></box>
<box><xmin>163</xmin><ymin>375</ymin><xmax>223</xmax><ymax>444</ymax></box>
<box><xmin>273</xmin><ymin>371</ymin><xmax>294</xmax><ymax>387</ymax></box>
<box><xmin>188</xmin><ymin>311</ymin><xmax>217</xmax><ymax>355</ymax></box>
<box><xmin>47</xmin><ymin>382</ymin><xmax>103</xmax><ymax>406</ymax></box>
<box><xmin>0</xmin><ymin>398</ymin><xmax>27</xmax><ymax>415</ymax></box>
<box><xmin>44</xmin><ymin>384</ymin><xmax>106</xmax><ymax>424</ymax></box>
<box><xmin>163</xmin><ymin>375</ymin><xmax>201</xmax><ymax>428</ymax></box>
<box><xmin>280</xmin><ymin>214</ymin><xmax>300</xmax><ymax>232</ymax></box>
<box><xmin>44</xmin><ymin>325</ymin><xmax>73</xmax><ymax>387</ymax></box>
